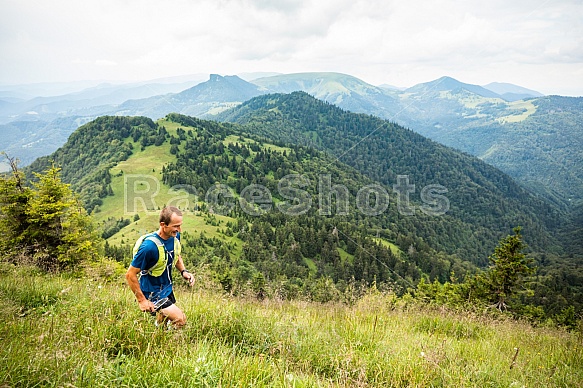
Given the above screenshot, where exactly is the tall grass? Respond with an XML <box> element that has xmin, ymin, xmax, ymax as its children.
<box><xmin>1</xmin><ymin>264</ymin><xmax>581</xmax><ymax>387</ymax></box>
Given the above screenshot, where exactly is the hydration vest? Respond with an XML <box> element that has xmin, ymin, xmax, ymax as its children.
<box><xmin>132</xmin><ymin>233</ymin><xmax>181</xmax><ymax>277</ymax></box>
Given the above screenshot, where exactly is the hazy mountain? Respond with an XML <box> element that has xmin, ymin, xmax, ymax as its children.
<box><xmin>405</xmin><ymin>76</ymin><xmax>502</xmax><ymax>99</ymax></box>
<box><xmin>114</xmin><ymin>74</ymin><xmax>266</xmax><ymax>119</ymax></box>
<box><xmin>237</xmin><ymin>72</ymin><xmax>283</xmax><ymax>81</ymax></box>
<box><xmin>0</xmin><ymin>80</ymin><xmax>107</xmax><ymax>98</ymax></box>
<box><xmin>378</xmin><ymin>83</ymin><xmax>406</xmax><ymax>91</ymax></box>
<box><xmin>250</xmin><ymin>72</ymin><xmax>401</xmax><ymax>119</ymax></box>
<box><xmin>483</xmin><ymin>82</ymin><xmax>543</xmax><ymax>101</ymax></box>
<box><xmin>0</xmin><ymin>116</ymin><xmax>90</xmax><ymax>167</ymax></box>
<box><xmin>0</xmin><ymin>75</ymin><xmax>207</xmax><ymax>99</ymax></box>
<box><xmin>0</xmin><ymin>79</ymin><xmax>204</xmax><ymax>124</ymax></box>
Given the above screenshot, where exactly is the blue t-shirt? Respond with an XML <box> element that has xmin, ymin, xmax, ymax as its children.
<box><xmin>131</xmin><ymin>232</ymin><xmax>180</xmax><ymax>301</ymax></box>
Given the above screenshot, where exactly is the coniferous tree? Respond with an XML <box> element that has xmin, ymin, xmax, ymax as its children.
<box><xmin>0</xmin><ymin>154</ymin><xmax>32</xmax><ymax>257</ymax></box>
<box><xmin>487</xmin><ymin>226</ymin><xmax>535</xmax><ymax>310</ymax></box>
<box><xmin>0</xmin><ymin>159</ymin><xmax>102</xmax><ymax>271</ymax></box>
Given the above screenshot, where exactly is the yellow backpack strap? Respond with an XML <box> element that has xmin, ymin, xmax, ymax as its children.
<box><xmin>133</xmin><ymin>233</ymin><xmax>178</xmax><ymax>277</ymax></box>
<box><xmin>144</xmin><ymin>236</ymin><xmax>167</xmax><ymax>277</ymax></box>
<box><xmin>132</xmin><ymin>234</ymin><xmax>147</xmax><ymax>259</ymax></box>
<box><xmin>174</xmin><ymin>237</ymin><xmax>181</xmax><ymax>257</ymax></box>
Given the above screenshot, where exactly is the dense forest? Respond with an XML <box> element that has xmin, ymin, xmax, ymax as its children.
<box><xmin>216</xmin><ymin>92</ymin><xmax>566</xmax><ymax>259</ymax></box>
<box><xmin>159</xmin><ymin>114</ymin><xmax>473</xmax><ymax>293</ymax></box>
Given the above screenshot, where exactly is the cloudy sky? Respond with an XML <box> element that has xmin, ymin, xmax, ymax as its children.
<box><xmin>1</xmin><ymin>0</ymin><xmax>582</xmax><ymax>96</ymax></box>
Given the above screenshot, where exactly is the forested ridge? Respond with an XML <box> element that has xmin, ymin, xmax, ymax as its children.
<box><xmin>215</xmin><ymin>92</ymin><xmax>565</xmax><ymax>259</ymax></box>
<box><xmin>160</xmin><ymin>113</ymin><xmax>476</xmax><ymax>293</ymax></box>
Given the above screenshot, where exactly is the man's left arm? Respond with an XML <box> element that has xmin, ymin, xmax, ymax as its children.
<box><xmin>175</xmin><ymin>255</ymin><xmax>194</xmax><ymax>286</ymax></box>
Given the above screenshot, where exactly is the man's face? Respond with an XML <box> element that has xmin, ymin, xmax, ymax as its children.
<box><xmin>161</xmin><ymin>213</ymin><xmax>182</xmax><ymax>238</ymax></box>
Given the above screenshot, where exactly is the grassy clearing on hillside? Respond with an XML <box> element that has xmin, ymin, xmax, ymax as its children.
<box><xmin>496</xmin><ymin>100</ymin><xmax>537</xmax><ymax>124</ymax></box>
<box><xmin>1</xmin><ymin>264</ymin><xmax>581</xmax><ymax>387</ymax></box>
<box><xmin>223</xmin><ymin>134</ymin><xmax>293</xmax><ymax>155</ymax></box>
<box><xmin>372</xmin><ymin>237</ymin><xmax>402</xmax><ymax>257</ymax></box>
<box><xmin>93</xmin><ymin>119</ymin><xmax>241</xmax><ymax>250</ymax></box>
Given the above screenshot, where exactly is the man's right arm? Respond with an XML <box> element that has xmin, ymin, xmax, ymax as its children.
<box><xmin>125</xmin><ymin>265</ymin><xmax>154</xmax><ymax>313</ymax></box>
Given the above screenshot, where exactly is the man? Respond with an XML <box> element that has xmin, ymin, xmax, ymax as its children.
<box><xmin>126</xmin><ymin>206</ymin><xmax>194</xmax><ymax>328</ymax></box>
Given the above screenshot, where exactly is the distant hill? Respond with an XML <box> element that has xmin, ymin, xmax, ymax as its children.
<box><xmin>392</xmin><ymin>82</ymin><xmax>583</xmax><ymax>206</ymax></box>
<box><xmin>0</xmin><ymin>116</ymin><xmax>91</xmax><ymax>167</ymax></box>
<box><xmin>405</xmin><ymin>76</ymin><xmax>501</xmax><ymax>99</ymax></box>
<box><xmin>114</xmin><ymin>74</ymin><xmax>266</xmax><ymax>119</ymax></box>
<box><xmin>483</xmin><ymin>82</ymin><xmax>543</xmax><ymax>101</ymax></box>
<box><xmin>251</xmin><ymin>72</ymin><xmax>401</xmax><ymax>119</ymax></box>
<box><xmin>0</xmin><ymin>79</ymin><xmax>204</xmax><ymax>124</ymax></box>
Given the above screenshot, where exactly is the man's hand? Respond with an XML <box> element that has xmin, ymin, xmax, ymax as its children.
<box><xmin>138</xmin><ymin>299</ymin><xmax>155</xmax><ymax>313</ymax></box>
<box><xmin>126</xmin><ymin>265</ymin><xmax>153</xmax><ymax>312</ymax></box>
<box><xmin>182</xmin><ymin>271</ymin><xmax>195</xmax><ymax>287</ymax></box>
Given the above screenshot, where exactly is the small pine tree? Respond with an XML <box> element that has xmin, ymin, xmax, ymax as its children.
<box><xmin>487</xmin><ymin>226</ymin><xmax>535</xmax><ymax>311</ymax></box>
<box><xmin>0</xmin><ymin>157</ymin><xmax>102</xmax><ymax>271</ymax></box>
<box><xmin>0</xmin><ymin>154</ymin><xmax>33</xmax><ymax>257</ymax></box>
<box><xmin>251</xmin><ymin>272</ymin><xmax>266</xmax><ymax>300</ymax></box>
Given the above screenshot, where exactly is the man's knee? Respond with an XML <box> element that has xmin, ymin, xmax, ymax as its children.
<box><xmin>162</xmin><ymin>306</ymin><xmax>186</xmax><ymax>328</ymax></box>
<box><xmin>173</xmin><ymin>312</ymin><xmax>186</xmax><ymax>328</ymax></box>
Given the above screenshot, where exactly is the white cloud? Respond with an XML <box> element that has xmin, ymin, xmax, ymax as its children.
<box><xmin>0</xmin><ymin>0</ymin><xmax>582</xmax><ymax>95</ymax></box>
<box><xmin>95</xmin><ymin>60</ymin><xmax>118</xmax><ymax>67</ymax></box>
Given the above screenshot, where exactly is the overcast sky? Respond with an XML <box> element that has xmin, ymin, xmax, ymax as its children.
<box><xmin>1</xmin><ymin>0</ymin><xmax>582</xmax><ymax>96</ymax></box>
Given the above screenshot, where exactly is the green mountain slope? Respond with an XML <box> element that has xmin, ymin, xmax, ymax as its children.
<box><xmin>216</xmin><ymin>91</ymin><xmax>566</xmax><ymax>261</ymax></box>
<box><xmin>248</xmin><ymin>73</ymin><xmax>582</xmax><ymax>207</ymax></box>
<box><xmin>26</xmin><ymin>116</ymin><xmax>159</xmax><ymax>211</ymax></box>
<box><xmin>478</xmin><ymin>96</ymin><xmax>583</xmax><ymax>205</ymax></box>
<box><xmin>24</xmin><ymin>113</ymin><xmax>475</xmax><ymax>293</ymax></box>
<box><xmin>21</xmin><ymin>103</ymin><xmax>582</xmax><ymax>314</ymax></box>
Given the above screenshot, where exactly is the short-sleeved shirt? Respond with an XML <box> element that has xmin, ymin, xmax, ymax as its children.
<box><xmin>131</xmin><ymin>232</ymin><xmax>180</xmax><ymax>300</ymax></box>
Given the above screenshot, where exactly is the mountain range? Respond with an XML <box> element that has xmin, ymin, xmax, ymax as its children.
<box><xmin>2</xmin><ymin>72</ymin><xmax>581</xmax><ymax>210</ymax></box>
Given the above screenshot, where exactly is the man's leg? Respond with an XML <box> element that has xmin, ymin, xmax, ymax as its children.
<box><xmin>159</xmin><ymin>304</ymin><xmax>186</xmax><ymax>328</ymax></box>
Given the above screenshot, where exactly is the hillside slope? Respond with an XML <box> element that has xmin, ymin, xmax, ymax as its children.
<box><xmin>25</xmin><ymin>113</ymin><xmax>470</xmax><ymax>291</ymax></box>
<box><xmin>394</xmin><ymin>86</ymin><xmax>583</xmax><ymax>206</ymax></box>
<box><xmin>20</xmin><ymin>107</ymin><xmax>582</xmax><ymax>315</ymax></box>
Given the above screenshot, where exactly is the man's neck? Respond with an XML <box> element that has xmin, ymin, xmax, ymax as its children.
<box><xmin>157</xmin><ymin>229</ymin><xmax>171</xmax><ymax>240</ymax></box>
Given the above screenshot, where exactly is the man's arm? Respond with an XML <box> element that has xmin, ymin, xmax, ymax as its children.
<box><xmin>125</xmin><ymin>265</ymin><xmax>155</xmax><ymax>312</ymax></box>
<box><xmin>175</xmin><ymin>255</ymin><xmax>194</xmax><ymax>286</ymax></box>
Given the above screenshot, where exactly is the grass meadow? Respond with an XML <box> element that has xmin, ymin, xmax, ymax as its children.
<box><xmin>1</xmin><ymin>263</ymin><xmax>581</xmax><ymax>387</ymax></box>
